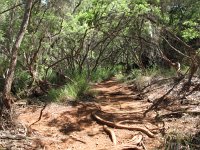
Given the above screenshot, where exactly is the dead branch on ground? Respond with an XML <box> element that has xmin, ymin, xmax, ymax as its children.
<box><xmin>143</xmin><ymin>74</ymin><xmax>185</xmax><ymax>117</ymax></box>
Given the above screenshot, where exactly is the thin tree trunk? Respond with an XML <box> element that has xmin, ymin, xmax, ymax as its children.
<box><xmin>3</xmin><ymin>0</ymin><xmax>33</xmax><ymax>109</ymax></box>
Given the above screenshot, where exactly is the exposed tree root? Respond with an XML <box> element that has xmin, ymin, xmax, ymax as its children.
<box><xmin>0</xmin><ymin>134</ymin><xmax>27</xmax><ymax>140</ymax></box>
<box><xmin>103</xmin><ymin>125</ymin><xmax>117</xmax><ymax>145</ymax></box>
<box><xmin>120</xmin><ymin>145</ymin><xmax>142</xmax><ymax>150</ymax></box>
<box><xmin>130</xmin><ymin>134</ymin><xmax>143</xmax><ymax>145</ymax></box>
<box><xmin>29</xmin><ymin>103</ymin><xmax>47</xmax><ymax>127</ymax></box>
<box><xmin>106</xmin><ymin>144</ymin><xmax>143</xmax><ymax>150</ymax></box>
<box><xmin>117</xmin><ymin>120</ymin><xmax>141</xmax><ymax>125</ymax></box>
<box><xmin>141</xmin><ymin>141</ymin><xmax>147</xmax><ymax>150</ymax></box>
<box><xmin>92</xmin><ymin>111</ymin><xmax>155</xmax><ymax>138</ymax></box>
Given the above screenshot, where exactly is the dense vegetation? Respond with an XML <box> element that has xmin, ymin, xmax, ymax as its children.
<box><xmin>0</xmin><ymin>0</ymin><xmax>199</xmax><ymax>115</ymax></box>
<box><xmin>0</xmin><ymin>0</ymin><xmax>199</xmax><ymax>149</ymax></box>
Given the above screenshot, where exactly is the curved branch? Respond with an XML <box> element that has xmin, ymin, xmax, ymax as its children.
<box><xmin>72</xmin><ymin>0</ymin><xmax>83</xmax><ymax>14</ymax></box>
<box><xmin>0</xmin><ymin>3</ymin><xmax>23</xmax><ymax>15</ymax></box>
<box><xmin>162</xmin><ymin>36</ymin><xmax>191</xmax><ymax>59</ymax></box>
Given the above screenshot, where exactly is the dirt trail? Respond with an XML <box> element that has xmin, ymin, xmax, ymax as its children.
<box><xmin>17</xmin><ymin>78</ymin><xmax>162</xmax><ymax>150</ymax></box>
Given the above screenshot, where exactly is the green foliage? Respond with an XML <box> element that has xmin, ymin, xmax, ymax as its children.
<box><xmin>115</xmin><ymin>72</ymin><xmax>125</xmax><ymax>82</ymax></box>
<box><xmin>130</xmin><ymin>69</ymin><xmax>143</xmax><ymax>79</ymax></box>
<box><xmin>45</xmin><ymin>70</ymin><xmax>58</xmax><ymax>84</ymax></box>
<box><xmin>1</xmin><ymin>0</ymin><xmax>199</xmax><ymax>101</ymax></box>
<box><xmin>47</xmin><ymin>87</ymin><xmax>69</xmax><ymax>102</ymax></box>
<box><xmin>69</xmin><ymin>72</ymin><xmax>90</xmax><ymax>98</ymax></box>
<box><xmin>118</xmin><ymin>66</ymin><xmax>177</xmax><ymax>90</ymax></box>
<box><xmin>91</xmin><ymin>67</ymin><xmax>115</xmax><ymax>82</ymax></box>
<box><xmin>24</xmin><ymin>65</ymin><xmax>178</xmax><ymax>101</ymax></box>
<box><xmin>14</xmin><ymin>70</ymin><xmax>31</xmax><ymax>94</ymax></box>
<box><xmin>157</xmin><ymin>68</ymin><xmax>177</xmax><ymax>77</ymax></box>
<box><xmin>48</xmin><ymin>71</ymin><xmax>91</xmax><ymax>102</ymax></box>
<box><xmin>0</xmin><ymin>30</ymin><xmax>4</xmax><ymax>42</ymax></box>
<box><xmin>143</xmin><ymin>66</ymin><xmax>177</xmax><ymax>78</ymax></box>
<box><xmin>164</xmin><ymin>0</ymin><xmax>200</xmax><ymax>41</ymax></box>
<box><xmin>182</xmin><ymin>21</ymin><xmax>200</xmax><ymax>41</ymax></box>
<box><xmin>47</xmin><ymin>67</ymin><xmax>117</xmax><ymax>102</ymax></box>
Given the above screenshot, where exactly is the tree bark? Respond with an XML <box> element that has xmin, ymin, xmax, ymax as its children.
<box><xmin>3</xmin><ymin>0</ymin><xmax>33</xmax><ymax>109</ymax></box>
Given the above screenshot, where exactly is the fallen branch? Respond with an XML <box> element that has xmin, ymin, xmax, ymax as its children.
<box><xmin>92</xmin><ymin>111</ymin><xmax>154</xmax><ymax>138</ymax></box>
<box><xmin>143</xmin><ymin>75</ymin><xmax>184</xmax><ymax>117</ymax></box>
<box><xmin>103</xmin><ymin>125</ymin><xmax>117</xmax><ymax>145</ymax></box>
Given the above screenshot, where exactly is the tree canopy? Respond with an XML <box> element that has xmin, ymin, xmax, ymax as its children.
<box><xmin>0</xmin><ymin>0</ymin><xmax>199</xmax><ymax>106</ymax></box>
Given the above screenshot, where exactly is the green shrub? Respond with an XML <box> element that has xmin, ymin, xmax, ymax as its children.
<box><xmin>122</xmin><ymin>66</ymin><xmax>177</xmax><ymax>90</ymax></box>
<box><xmin>47</xmin><ymin>86</ymin><xmax>69</xmax><ymax>102</ymax></box>
<box><xmin>48</xmin><ymin>88</ymin><xmax>63</xmax><ymax>102</ymax></box>
<box><xmin>47</xmin><ymin>66</ymin><xmax>122</xmax><ymax>102</ymax></box>
<box><xmin>47</xmin><ymin>72</ymin><xmax>91</xmax><ymax>102</ymax></box>
<box><xmin>65</xmin><ymin>72</ymin><xmax>89</xmax><ymax>98</ymax></box>
<box><xmin>46</xmin><ymin>70</ymin><xmax>57</xmax><ymax>84</ymax></box>
<box><xmin>130</xmin><ymin>66</ymin><xmax>176</xmax><ymax>80</ymax></box>
<box><xmin>115</xmin><ymin>72</ymin><xmax>125</xmax><ymax>82</ymax></box>
<box><xmin>131</xmin><ymin>69</ymin><xmax>143</xmax><ymax>79</ymax></box>
<box><xmin>91</xmin><ymin>67</ymin><xmax>114</xmax><ymax>82</ymax></box>
<box><xmin>14</xmin><ymin>70</ymin><xmax>31</xmax><ymax>93</ymax></box>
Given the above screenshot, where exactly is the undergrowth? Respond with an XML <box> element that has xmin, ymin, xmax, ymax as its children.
<box><xmin>12</xmin><ymin>65</ymin><xmax>180</xmax><ymax>102</ymax></box>
<box><xmin>48</xmin><ymin>73</ymin><xmax>90</xmax><ymax>102</ymax></box>
<box><xmin>47</xmin><ymin>67</ymin><xmax>117</xmax><ymax>102</ymax></box>
<box><xmin>114</xmin><ymin>66</ymin><xmax>178</xmax><ymax>90</ymax></box>
<box><xmin>91</xmin><ymin>67</ymin><xmax>116</xmax><ymax>82</ymax></box>
<box><xmin>163</xmin><ymin>131</ymin><xmax>200</xmax><ymax>150</ymax></box>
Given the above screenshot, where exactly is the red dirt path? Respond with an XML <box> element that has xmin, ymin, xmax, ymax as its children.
<box><xmin>17</xmin><ymin>78</ymin><xmax>163</xmax><ymax>150</ymax></box>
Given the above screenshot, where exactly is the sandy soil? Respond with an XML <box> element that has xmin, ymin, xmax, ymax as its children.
<box><xmin>6</xmin><ymin>77</ymin><xmax>199</xmax><ymax>150</ymax></box>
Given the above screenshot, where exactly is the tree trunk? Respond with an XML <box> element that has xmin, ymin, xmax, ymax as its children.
<box><xmin>3</xmin><ymin>0</ymin><xmax>33</xmax><ymax>109</ymax></box>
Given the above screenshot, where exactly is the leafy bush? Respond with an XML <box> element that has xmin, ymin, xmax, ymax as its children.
<box><xmin>130</xmin><ymin>69</ymin><xmax>143</xmax><ymax>79</ymax></box>
<box><xmin>91</xmin><ymin>67</ymin><xmax>114</xmax><ymax>82</ymax></box>
<box><xmin>66</xmin><ymin>73</ymin><xmax>90</xmax><ymax>98</ymax></box>
<box><xmin>158</xmin><ymin>68</ymin><xmax>177</xmax><ymax>77</ymax></box>
<box><xmin>123</xmin><ymin>66</ymin><xmax>177</xmax><ymax>91</ymax></box>
<box><xmin>47</xmin><ymin>72</ymin><xmax>91</xmax><ymax>102</ymax></box>
<box><xmin>115</xmin><ymin>72</ymin><xmax>125</xmax><ymax>82</ymax></box>
<box><xmin>47</xmin><ymin>88</ymin><xmax>65</xmax><ymax>102</ymax></box>
<box><xmin>128</xmin><ymin>66</ymin><xmax>177</xmax><ymax>81</ymax></box>
<box><xmin>47</xmin><ymin>66</ymin><xmax>117</xmax><ymax>102</ymax></box>
<box><xmin>14</xmin><ymin>70</ymin><xmax>31</xmax><ymax>94</ymax></box>
<box><xmin>45</xmin><ymin>70</ymin><xmax>58</xmax><ymax>84</ymax></box>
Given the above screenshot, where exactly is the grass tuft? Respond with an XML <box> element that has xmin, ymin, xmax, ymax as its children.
<box><xmin>47</xmin><ymin>72</ymin><xmax>91</xmax><ymax>102</ymax></box>
<box><xmin>163</xmin><ymin>131</ymin><xmax>200</xmax><ymax>150</ymax></box>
